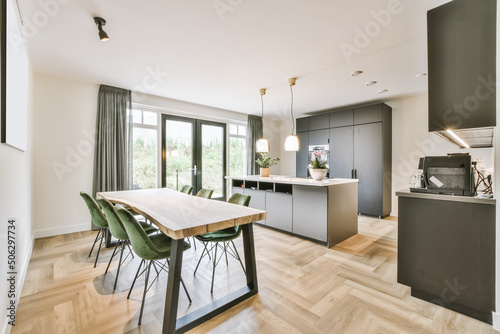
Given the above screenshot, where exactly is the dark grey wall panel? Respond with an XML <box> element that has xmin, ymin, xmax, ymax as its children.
<box><xmin>354</xmin><ymin>104</ymin><xmax>383</xmax><ymax>125</ymax></box>
<box><xmin>330</xmin><ymin>109</ymin><xmax>353</xmax><ymax>128</ymax></box>
<box><xmin>354</xmin><ymin>122</ymin><xmax>383</xmax><ymax>216</ymax></box>
<box><xmin>329</xmin><ymin>127</ymin><xmax>353</xmax><ymax>179</ymax></box>
<box><xmin>296</xmin><ymin>132</ymin><xmax>309</xmax><ymax>177</ymax></box>
<box><xmin>308</xmin><ymin>113</ymin><xmax>330</xmax><ymax>131</ymax></box>
<box><xmin>398</xmin><ymin>196</ymin><xmax>495</xmax><ymax>323</ymax></box>
<box><xmin>296</xmin><ymin>117</ymin><xmax>309</xmax><ymax>133</ymax></box>
<box><xmin>428</xmin><ymin>0</ymin><xmax>496</xmax><ymax>131</ymax></box>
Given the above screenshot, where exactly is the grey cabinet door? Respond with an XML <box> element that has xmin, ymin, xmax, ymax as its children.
<box><xmin>354</xmin><ymin>122</ymin><xmax>383</xmax><ymax>216</ymax></box>
<box><xmin>308</xmin><ymin>129</ymin><xmax>329</xmax><ymax>146</ymax></box>
<box><xmin>244</xmin><ymin>189</ymin><xmax>266</xmax><ymax>224</ymax></box>
<box><xmin>329</xmin><ymin>127</ymin><xmax>353</xmax><ymax>179</ymax></box>
<box><xmin>309</xmin><ymin>113</ymin><xmax>330</xmax><ymax>131</ymax></box>
<box><xmin>330</xmin><ymin>109</ymin><xmax>353</xmax><ymax>128</ymax></box>
<box><xmin>354</xmin><ymin>104</ymin><xmax>383</xmax><ymax>125</ymax></box>
<box><xmin>266</xmin><ymin>192</ymin><xmax>293</xmax><ymax>232</ymax></box>
<box><xmin>292</xmin><ymin>185</ymin><xmax>327</xmax><ymax>242</ymax></box>
<box><xmin>296</xmin><ymin>132</ymin><xmax>309</xmax><ymax>177</ymax></box>
<box><xmin>231</xmin><ymin>187</ymin><xmax>244</xmax><ymax>195</ymax></box>
<box><xmin>296</xmin><ymin>117</ymin><xmax>309</xmax><ymax>133</ymax></box>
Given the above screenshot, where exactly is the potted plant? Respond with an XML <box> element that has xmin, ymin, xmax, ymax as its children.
<box><xmin>309</xmin><ymin>150</ymin><xmax>328</xmax><ymax>181</ymax></box>
<box><xmin>256</xmin><ymin>153</ymin><xmax>280</xmax><ymax>177</ymax></box>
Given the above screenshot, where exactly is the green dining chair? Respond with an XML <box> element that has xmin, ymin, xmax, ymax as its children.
<box><xmin>80</xmin><ymin>191</ymin><xmax>109</xmax><ymax>268</ymax></box>
<box><xmin>96</xmin><ymin>196</ymin><xmax>159</xmax><ymax>292</ymax></box>
<box><xmin>179</xmin><ymin>185</ymin><xmax>193</xmax><ymax>195</ymax></box>
<box><xmin>194</xmin><ymin>193</ymin><xmax>251</xmax><ymax>293</ymax></box>
<box><xmin>196</xmin><ymin>188</ymin><xmax>214</xmax><ymax>199</ymax></box>
<box><xmin>115</xmin><ymin>206</ymin><xmax>192</xmax><ymax>325</ymax></box>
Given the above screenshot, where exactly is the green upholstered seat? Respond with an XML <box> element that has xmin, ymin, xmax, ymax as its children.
<box><xmin>115</xmin><ymin>206</ymin><xmax>192</xmax><ymax>325</ymax></box>
<box><xmin>80</xmin><ymin>191</ymin><xmax>109</xmax><ymax>268</ymax></box>
<box><xmin>194</xmin><ymin>193</ymin><xmax>251</xmax><ymax>293</ymax></box>
<box><xmin>179</xmin><ymin>185</ymin><xmax>194</xmax><ymax>195</ymax></box>
<box><xmin>96</xmin><ymin>196</ymin><xmax>159</xmax><ymax>292</ymax></box>
<box><xmin>196</xmin><ymin>188</ymin><xmax>214</xmax><ymax>199</ymax></box>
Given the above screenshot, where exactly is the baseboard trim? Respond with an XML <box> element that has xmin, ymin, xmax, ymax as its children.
<box><xmin>34</xmin><ymin>223</ymin><xmax>90</xmax><ymax>239</ymax></box>
<box><xmin>492</xmin><ymin>312</ymin><xmax>500</xmax><ymax>331</ymax></box>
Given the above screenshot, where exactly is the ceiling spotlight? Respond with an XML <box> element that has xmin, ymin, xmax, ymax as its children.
<box><xmin>415</xmin><ymin>73</ymin><xmax>427</xmax><ymax>78</ymax></box>
<box><xmin>365</xmin><ymin>81</ymin><xmax>377</xmax><ymax>86</ymax></box>
<box><xmin>378</xmin><ymin>89</ymin><xmax>388</xmax><ymax>94</ymax></box>
<box><xmin>350</xmin><ymin>71</ymin><xmax>363</xmax><ymax>77</ymax></box>
<box><xmin>94</xmin><ymin>17</ymin><xmax>109</xmax><ymax>42</ymax></box>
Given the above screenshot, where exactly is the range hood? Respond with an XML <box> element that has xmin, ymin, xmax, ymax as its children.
<box><xmin>434</xmin><ymin>127</ymin><xmax>495</xmax><ymax>149</ymax></box>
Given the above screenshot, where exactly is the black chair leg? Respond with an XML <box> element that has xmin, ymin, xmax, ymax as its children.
<box><xmin>93</xmin><ymin>229</ymin><xmax>106</xmax><ymax>268</ymax></box>
<box><xmin>231</xmin><ymin>240</ymin><xmax>246</xmax><ymax>274</ymax></box>
<box><xmin>138</xmin><ymin>261</ymin><xmax>152</xmax><ymax>326</ymax></box>
<box><xmin>128</xmin><ymin>259</ymin><xmax>145</xmax><ymax>299</ymax></box>
<box><xmin>224</xmin><ymin>242</ymin><xmax>229</xmax><ymax>265</ymax></box>
<box><xmin>180</xmin><ymin>276</ymin><xmax>192</xmax><ymax>303</ymax></box>
<box><xmin>105</xmin><ymin>240</ymin><xmax>120</xmax><ymax>274</ymax></box>
<box><xmin>113</xmin><ymin>241</ymin><xmax>125</xmax><ymax>291</ymax></box>
<box><xmin>89</xmin><ymin>228</ymin><xmax>102</xmax><ymax>257</ymax></box>
<box><xmin>193</xmin><ymin>242</ymin><xmax>210</xmax><ymax>275</ymax></box>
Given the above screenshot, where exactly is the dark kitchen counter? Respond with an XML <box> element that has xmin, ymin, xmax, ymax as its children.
<box><xmin>396</xmin><ymin>188</ymin><xmax>495</xmax><ymax>205</ymax></box>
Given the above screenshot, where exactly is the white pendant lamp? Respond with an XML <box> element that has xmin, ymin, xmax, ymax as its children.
<box><xmin>284</xmin><ymin>78</ymin><xmax>300</xmax><ymax>151</ymax></box>
<box><xmin>256</xmin><ymin>88</ymin><xmax>270</xmax><ymax>153</ymax></box>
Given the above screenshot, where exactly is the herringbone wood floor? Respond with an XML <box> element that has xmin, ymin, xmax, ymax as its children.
<box><xmin>11</xmin><ymin>216</ymin><xmax>498</xmax><ymax>334</ymax></box>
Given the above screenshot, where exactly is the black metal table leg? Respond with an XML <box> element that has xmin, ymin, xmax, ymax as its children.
<box><xmin>163</xmin><ymin>238</ymin><xmax>184</xmax><ymax>334</ymax></box>
<box><xmin>161</xmin><ymin>223</ymin><xmax>259</xmax><ymax>334</ymax></box>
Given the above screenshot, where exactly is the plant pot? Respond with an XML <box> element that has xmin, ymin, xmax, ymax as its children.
<box><xmin>260</xmin><ymin>167</ymin><xmax>270</xmax><ymax>177</ymax></box>
<box><xmin>309</xmin><ymin>168</ymin><xmax>327</xmax><ymax>181</ymax></box>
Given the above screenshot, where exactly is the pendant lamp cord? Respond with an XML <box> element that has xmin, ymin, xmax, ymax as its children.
<box><xmin>261</xmin><ymin>93</ymin><xmax>264</xmax><ymax>119</ymax></box>
<box><xmin>290</xmin><ymin>84</ymin><xmax>295</xmax><ymax>135</ymax></box>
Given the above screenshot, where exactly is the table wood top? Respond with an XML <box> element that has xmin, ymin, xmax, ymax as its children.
<box><xmin>97</xmin><ymin>188</ymin><xmax>267</xmax><ymax>239</ymax></box>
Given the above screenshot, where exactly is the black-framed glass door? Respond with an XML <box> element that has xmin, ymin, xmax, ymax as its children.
<box><xmin>161</xmin><ymin>114</ymin><xmax>227</xmax><ymax>200</ymax></box>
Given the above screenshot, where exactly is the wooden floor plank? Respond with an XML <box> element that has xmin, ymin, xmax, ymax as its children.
<box><xmin>11</xmin><ymin>216</ymin><xmax>498</xmax><ymax>334</ymax></box>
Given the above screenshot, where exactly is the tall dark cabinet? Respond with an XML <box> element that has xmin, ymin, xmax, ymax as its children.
<box><xmin>296</xmin><ymin>103</ymin><xmax>392</xmax><ymax>218</ymax></box>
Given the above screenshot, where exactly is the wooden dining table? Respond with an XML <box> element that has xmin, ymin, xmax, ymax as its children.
<box><xmin>97</xmin><ymin>188</ymin><xmax>267</xmax><ymax>334</ymax></box>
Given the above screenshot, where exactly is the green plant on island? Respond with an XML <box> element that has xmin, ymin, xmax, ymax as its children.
<box><xmin>256</xmin><ymin>152</ymin><xmax>280</xmax><ymax>168</ymax></box>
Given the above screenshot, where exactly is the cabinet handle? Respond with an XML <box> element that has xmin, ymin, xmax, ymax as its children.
<box><xmin>351</xmin><ymin>169</ymin><xmax>354</xmax><ymax>179</ymax></box>
<box><xmin>355</xmin><ymin>169</ymin><xmax>358</xmax><ymax>179</ymax></box>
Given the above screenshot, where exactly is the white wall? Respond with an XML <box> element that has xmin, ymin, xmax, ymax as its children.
<box><xmin>0</xmin><ymin>66</ymin><xmax>34</xmax><ymax>334</ymax></box>
<box><xmin>387</xmin><ymin>95</ymin><xmax>494</xmax><ymax>216</ymax></box>
<box><xmin>32</xmin><ymin>74</ymin><xmax>99</xmax><ymax>238</ymax></box>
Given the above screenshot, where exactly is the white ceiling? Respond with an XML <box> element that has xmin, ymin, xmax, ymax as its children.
<box><xmin>17</xmin><ymin>0</ymin><xmax>451</xmax><ymax>118</ymax></box>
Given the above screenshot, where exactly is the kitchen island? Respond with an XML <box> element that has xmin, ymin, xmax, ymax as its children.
<box><xmin>226</xmin><ymin>176</ymin><xmax>358</xmax><ymax>247</ymax></box>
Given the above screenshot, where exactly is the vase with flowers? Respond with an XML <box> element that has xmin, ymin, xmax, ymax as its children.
<box><xmin>309</xmin><ymin>150</ymin><xmax>328</xmax><ymax>181</ymax></box>
<box><xmin>256</xmin><ymin>152</ymin><xmax>280</xmax><ymax>177</ymax></box>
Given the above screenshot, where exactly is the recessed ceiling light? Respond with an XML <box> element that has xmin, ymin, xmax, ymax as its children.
<box><xmin>378</xmin><ymin>89</ymin><xmax>388</xmax><ymax>94</ymax></box>
<box><xmin>350</xmin><ymin>71</ymin><xmax>363</xmax><ymax>77</ymax></box>
<box><xmin>415</xmin><ymin>73</ymin><xmax>427</xmax><ymax>78</ymax></box>
<box><xmin>365</xmin><ymin>81</ymin><xmax>377</xmax><ymax>86</ymax></box>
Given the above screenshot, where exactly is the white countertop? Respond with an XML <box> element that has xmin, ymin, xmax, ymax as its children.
<box><xmin>225</xmin><ymin>175</ymin><xmax>358</xmax><ymax>187</ymax></box>
<box><xmin>396</xmin><ymin>188</ymin><xmax>496</xmax><ymax>205</ymax></box>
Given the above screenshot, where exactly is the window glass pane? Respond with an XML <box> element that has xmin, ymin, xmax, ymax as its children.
<box><xmin>165</xmin><ymin>120</ymin><xmax>193</xmax><ymax>191</ymax></box>
<box><xmin>201</xmin><ymin>124</ymin><xmax>224</xmax><ymax>197</ymax></box>
<box><xmin>133</xmin><ymin>127</ymin><xmax>157</xmax><ymax>189</ymax></box>
<box><xmin>238</xmin><ymin>125</ymin><xmax>246</xmax><ymax>136</ymax></box>
<box><xmin>229</xmin><ymin>124</ymin><xmax>238</xmax><ymax>135</ymax></box>
<box><xmin>132</xmin><ymin>110</ymin><xmax>142</xmax><ymax>124</ymax></box>
<box><xmin>143</xmin><ymin>111</ymin><xmax>158</xmax><ymax>126</ymax></box>
<box><xmin>230</xmin><ymin>137</ymin><xmax>245</xmax><ymax>176</ymax></box>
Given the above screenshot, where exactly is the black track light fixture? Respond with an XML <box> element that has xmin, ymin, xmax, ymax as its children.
<box><xmin>94</xmin><ymin>17</ymin><xmax>109</xmax><ymax>42</ymax></box>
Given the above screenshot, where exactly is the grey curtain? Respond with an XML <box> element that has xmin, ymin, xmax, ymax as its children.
<box><xmin>246</xmin><ymin>115</ymin><xmax>263</xmax><ymax>175</ymax></box>
<box><xmin>92</xmin><ymin>85</ymin><xmax>132</xmax><ymax>198</ymax></box>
